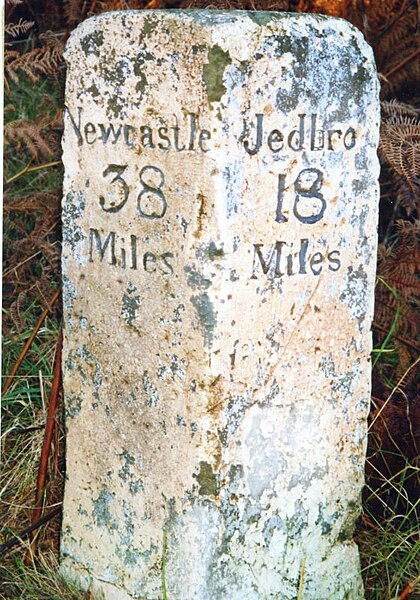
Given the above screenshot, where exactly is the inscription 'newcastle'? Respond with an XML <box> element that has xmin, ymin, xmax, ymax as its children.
<box><xmin>61</xmin><ymin>11</ymin><xmax>379</xmax><ymax>600</ymax></box>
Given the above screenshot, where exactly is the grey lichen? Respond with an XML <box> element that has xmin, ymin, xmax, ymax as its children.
<box><xmin>121</xmin><ymin>283</ymin><xmax>141</xmax><ymax>327</ymax></box>
<box><xmin>62</xmin><ymin>190</ymin><xmax>85</xmax><ymax>252</ymax></box>
<box><xmin>65</xmin><ymin>392</ymin><xmax>82</xmax><ymax>418</ymax></box>
<box><xmin>340</xmin><ymin>265</ymin><xmax>368</xmax><ymax>327</ymax></box>
<box><xmin>92</xmin><ymin>487</ymin><xmax>117</xmax><ymax>529</ymax></box>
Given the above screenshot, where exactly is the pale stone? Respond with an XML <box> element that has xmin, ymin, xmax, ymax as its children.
<box><xmin>61</xmin><ymin>10</ymin><xmax>380</xmax><ymax>600</ymax></box>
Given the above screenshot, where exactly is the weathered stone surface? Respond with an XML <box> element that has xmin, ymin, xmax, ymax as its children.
<box><xmin>61</xmin><ymin>10</ymin><xmax>379</xmax><ymax>599</ymax></box>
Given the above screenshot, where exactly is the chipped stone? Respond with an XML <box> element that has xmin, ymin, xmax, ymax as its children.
<box><xmin>61</xmin><ymin>10</ymin><xmax>379</xmax><ymax>599</ymax></box>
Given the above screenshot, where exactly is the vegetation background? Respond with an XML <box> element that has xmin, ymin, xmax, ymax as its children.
<box><xmin>2</xmin><ymin>0</ymin><xmax>419</xmax><ymax>598</ymax></box>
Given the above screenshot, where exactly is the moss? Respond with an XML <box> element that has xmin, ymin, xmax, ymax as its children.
<box><xmin>203</xmin><ymin>45</ymin><xmax>231</xmax><ymax>104</ymax></box>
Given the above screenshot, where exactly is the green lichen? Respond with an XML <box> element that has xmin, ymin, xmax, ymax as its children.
<box><xmin>206</xmin><ymin>242</ymin><xmax>224</xmax><ymax>261</ymax></box>
<box><xmin>192</xmin><ymin>44</ymin><xmax>206</xmax><ymax>55</ymax></box>
<box><xmin>80</xmin><ymin>30</ymin><xmax>104</xmax><ymax>57</ymax></box>
<box><xmin>132</xmin><ymin>51</ymin><xmax>153</xmax><ymax>98</ymax></box>
<box><xmin>203</xmin><ymin>45</ymin><xmax>231</xmax><ymax>104</ymax></box>
<box><xmin>133</xmin><ymin>51</ymin><xmax>154</xmax><ymax>76</ymax></box>
<box><xmin>86</xmin><ymin>83</ymin><xmax>100</xmax><ymax>97</ymax></box>
<box><xmin>247</xmin><ymin>12</ymin><xmax>276</xmax><ymax>27</ymax></box>
<box><xmin>107</xmin><ymin>96</ymin><xmax>124</xmax><ymax>119</ymax></box>
<box><xmin>195</xmin><ymin>461</ymin><xmax>218</xmax><ymax>496</ymax></box>
<box><xmin>141</xmin><ymin>15</ymin><xmax>160</xmax><ymax>37</ymax></box>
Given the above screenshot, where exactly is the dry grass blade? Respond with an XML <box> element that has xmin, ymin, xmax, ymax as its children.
<box><xmin>28</xmin><ymin>328</ymin><xmax>63</xmax><ymax>558</ymax></box>
<box><xmin>2</xmin><ymin>288</ymin><xmax>61</xmax><ymax>396</ymax></box>
<box><xmin>370</xmin><ymin>356</ymin><xmax>420</xmax><ymax>431</ymax></box>
<box><xmin>5</xmin><ymin>161</ymin><xmax>62</xmax><ymax>186</ymax></box>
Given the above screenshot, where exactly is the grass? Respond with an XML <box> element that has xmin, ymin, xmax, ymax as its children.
<box><xmin>0</xmin><ymin>552</ymin><xmax>87</xmax><ymax>600</ymax></box>
<box><xmin>357</xmin><ymin>457</ymin><xmax>419</xmax><ymax>599</ymax></box>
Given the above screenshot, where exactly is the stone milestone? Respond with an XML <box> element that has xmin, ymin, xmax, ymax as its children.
<box><xmin>61</xmin><ymin>10</ymin><xmax>379</xmax><ymax>600</ymax></box>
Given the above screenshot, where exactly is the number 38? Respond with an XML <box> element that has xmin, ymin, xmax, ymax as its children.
<box><xmin>99</xmin><ymin>164</ymin><xmax>167</xmax><ymax>220</ymax></box>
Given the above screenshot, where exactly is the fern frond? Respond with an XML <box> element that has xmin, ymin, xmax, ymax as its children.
<box><xmin>4</xmin><ymin>118</ymin><xmax>55</xmax><ymax>158</ymax></box>
<box><xmin>382</xmin><ymin>99</ymin><xmax>418</xmax><ymax>118</ymax></box>
<box><xmin>5</xmin><ymin>18</ymin><xmax>35</xmax><ymax>38</ymax></box>
<box><xmin>5</xmin><ymin>38</ymin><xmax>64</xmax><ymax>85</ymax></box>
<box><xmin>375</xmin><ymin>5</ymin><xmax>418</xmax><ymax>63</ymax></box>
<box><xmin>9</xmin><ymin>291</ymin><xmax>27</xmax><ymax>332</ymax></box>
<box><xmin>380</xmin><ymin>101</ymin><xmax>420</xmax><ymax>201</ymax></box>
<box><xmin>4</xmin><ymin>191</ymin><xmax>61</xmax><ymax>214</ymax></box>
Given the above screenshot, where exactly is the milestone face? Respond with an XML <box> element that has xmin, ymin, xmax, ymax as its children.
<box><xmin>61</xmin><ymin>11</ymin><xmax>379</xmax><ymax>600</ymax></box>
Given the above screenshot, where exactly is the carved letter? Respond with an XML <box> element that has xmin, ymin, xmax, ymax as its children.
<box><xmin>65</xmin><ymin>106</ymin><xmax>83</xmax><ymax>145</ymax></box>
<box><xmin>243</xmin><ymin>113</ymin><xmax>263</xmax><ymax>156</ymax></box>
<box><xmin>89</xmin><ymin>229</ymin><xmax>117</xmax><ymax>265</ymax></box>
<box><xmin>251</xmin><ymin>241</ymin><xmax>286</xmax><ymax>279</ymax></box>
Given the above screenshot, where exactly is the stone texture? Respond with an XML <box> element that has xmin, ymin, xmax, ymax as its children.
<box><xmin>61</xmin><ymin>10</ymin><xmax>380</xmax><ymax>599</ymax></box>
